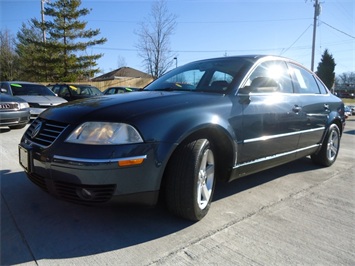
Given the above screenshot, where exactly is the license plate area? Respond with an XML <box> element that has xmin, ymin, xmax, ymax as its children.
<box><xmin>19</xmin><ymin>145</ymin><xmax>31</xmax><ymax>172</ymax></box>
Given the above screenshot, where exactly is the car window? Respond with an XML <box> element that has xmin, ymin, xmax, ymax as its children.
<box><xmin>289</xmin><ymin>63</ymin><xmax>321</xmax><ymax>94</ymax></box>
<box><xmin>208</xmin><ymin>71</ymin><xmax>233</xmax><ymax>91</ymax></box>
<box><xmin>11</xmin><ymin>83</ymin><xmax>56</xmax><ymax>96</ymax></box>
<box><xmin>0</xmin><ymin>82</ymin><xmax>8</xmax><ymax>94</ymax></box>
<box><xmin>52</xmin><ymin>85</ymin><xmax>60</xmax><ymax>94</ymax></box>
<box><xmin>165</xmin><ymin>69</ymin><xmax>204</xmax><ymax>90</ymax></box>
<box><xmin>59</xmin><ymin>86</ymin><xmax>70</xmax><ymax>97</ymax></box>
<box><xmin>69</xmin><ymin>85</ymin><xmax>80</xmax><ymax>95</ymax></box>
<box><xmin>105</xmin><ymin>88</ymin><xmax>117</xmax><ymax>94</ymax></box>
<box><xmin>89</xmin><ymin>86</ymin><xmax>103</xmax><ymax>95</ymax></box>
<box><xmin>245</xmin><ymin>60</ymin><xmax>293</xmax><ymax>93</ymax></box>
<box><xmin>144</xmin><ymin>57</ymin><xmax>250</xmax><ymax>93</ymax></box>
<box><xmin>315</xmin><ymin>77</ymin><xmax>329</xmax><ymax>94</ymax></box>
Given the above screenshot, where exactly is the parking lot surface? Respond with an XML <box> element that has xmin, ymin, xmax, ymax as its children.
<box><xmin>1</xmin><ymin>117</ymin><xmax>354</xmax><ymax>265</ymax></box>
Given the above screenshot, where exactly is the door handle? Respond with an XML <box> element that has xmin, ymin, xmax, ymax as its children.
<box><xmin>292</xmin><ymin>105</ymin><xmax>302</xmax><ymax>113</ymax></box>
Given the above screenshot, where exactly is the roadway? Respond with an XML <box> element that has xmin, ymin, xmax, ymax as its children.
<box><xmin>1</xmin><ymin>117</ymin><xmax>354</xmax><ymax>265</ymax></box>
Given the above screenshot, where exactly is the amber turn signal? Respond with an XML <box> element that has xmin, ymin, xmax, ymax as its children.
<box><xmin>118</xmin><ymin>158</ymin><xmax>145</xmax><ymax>167</ymax></box>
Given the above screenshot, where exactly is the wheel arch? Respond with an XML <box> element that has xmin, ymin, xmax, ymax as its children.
<box><xmin>313</xmin><ymin>111</ymin><xmax>344</xmax><ymax>157</ymax></box>
<box><xmin>160</xmin><ymin>123</ymin><xmax>236</xmax><ymax>190</ymax></box>
<box><xmin>325</xmin><ymin>110</ymin><xmax>345</xmax><ymax>138</ymax></box>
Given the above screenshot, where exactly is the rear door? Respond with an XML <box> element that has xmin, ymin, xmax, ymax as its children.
<box><xmin>287</xmin><ymin>63</ymin><xmax>328</xmax><ymax>149</ymax></box>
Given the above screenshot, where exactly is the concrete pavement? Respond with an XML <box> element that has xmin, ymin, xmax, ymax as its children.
<box><xmin>1</xmin><ymin>117</ymin><xmax>354</xmax><ymax>265</ymax></box>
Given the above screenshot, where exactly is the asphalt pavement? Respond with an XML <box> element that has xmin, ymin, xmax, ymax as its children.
<box><xmin>1</xmin><ymin>117</ymin><xmax>354</xmax><ymax>265</ymax></box>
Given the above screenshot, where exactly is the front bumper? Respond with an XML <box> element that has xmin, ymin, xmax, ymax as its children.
<box><xmin>19</xmin><ymin>142</ymin><xmax>164</xmax><ymax>206</ymax></box>
<box><xmin>0</xmin><ymin>110</ymin><xmax>30</xmax><ymax>126</ymax></box>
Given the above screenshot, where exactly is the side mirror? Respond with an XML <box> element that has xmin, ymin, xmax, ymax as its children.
<box><xmin>237</xmin><ymin>86</ymin><xmax>251</xmax><ymax>104</ymax></box>
<box><xmin>249</xmin><ymin>77</ymin><xmax>279</xmax><ymax>93</ymax></box>
<box><xmin>237</xmin><ymin>86</ymin><xmax>251</xmax><ymax>95</ymax></box>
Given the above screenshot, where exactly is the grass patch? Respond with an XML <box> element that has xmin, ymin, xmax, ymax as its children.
<box><xmin>342</xmin><ymin>99</ymin><xmax>355</xmax><ymax>105</ymax></box>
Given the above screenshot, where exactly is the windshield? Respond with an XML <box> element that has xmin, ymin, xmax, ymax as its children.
<box><xmin>69</xmin><ymin>85</ymin><xmax>103</xmax><ymax>96</ymax></box>
<box><xmin>144</xmin><ymin>57</ymin><xmax>252</xmax><ymax>93</ymax></box>
<box><xmin>11</xmin><ymin>83</ymin><xmax>56</xmax><ymax>96</ymax></box>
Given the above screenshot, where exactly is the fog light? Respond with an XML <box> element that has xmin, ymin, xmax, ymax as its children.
<box><xmin>77</xmin><ymin>188</ymin><xmax>94</xmax><ymax>200</ymax></box>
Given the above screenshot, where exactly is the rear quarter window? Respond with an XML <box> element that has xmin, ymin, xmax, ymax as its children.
<box><xmin>315</xmin><ymin>77</ymin><xmax>329</xmax><ymax>94</ymax></box>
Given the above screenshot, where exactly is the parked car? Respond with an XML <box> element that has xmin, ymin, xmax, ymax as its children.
<box><xmin>0</xmin><ymin>81</ymin><xmax>67</xmax><ymax>119</ymax></box>
<box><xmin>18</xmin><ymin>55</ymin><xmax>346</xmax><ymax>221</ymax></box>
<box><xmin>0</xmin><ymin>93</ymin><xmax>30</xmax><ymax>129</ymax></box>
<box><xmin>348</xmin><ymin>105</ymin><xmax>355</xmax><ymax>115</ymax></box>
<box><xmin>50</xmin><ymin>84</ymin><xmax>103</xmax><ymax>101</ymax></box>
<box><xmin>103</xmin><ymin>86</ymin><xmax>141</xmax><ymax>95</ymax></box>
<box><xmin>344</xmin><ymin>105</ymin><xmax>352</xmax><ymax>117</ymax></box>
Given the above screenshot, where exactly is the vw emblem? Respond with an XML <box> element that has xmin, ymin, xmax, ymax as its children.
<box><xmin>31</xmin><ymin>122</ymin><xmax>42</xmax><ymax>139</ymax></box>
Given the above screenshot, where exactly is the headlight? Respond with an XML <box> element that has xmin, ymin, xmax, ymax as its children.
<box><xmin>19</xmin><ymin>102</ymin><xmax>30</xmax><ymax>109</ymax></box>
<box><xmin>66</xmin><ymin>122</ymin><xmax>144</xmax><ymax>145</ymax></box>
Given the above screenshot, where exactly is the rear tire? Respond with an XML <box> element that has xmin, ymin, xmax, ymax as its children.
<box><xmin>311</xmin><ymin>124</ymin><xmax>340</xmax><ymax>167</ymax></box>
<box><xmin>165</xmin><ymin>139</ymin><xmax>216</xmax><ymax>221</ymax></box>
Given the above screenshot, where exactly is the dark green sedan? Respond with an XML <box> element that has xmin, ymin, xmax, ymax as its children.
<box><xmin>19</xmin><ymin>55</ymin><xmax>346</xmax><ymax>221</ymax></box>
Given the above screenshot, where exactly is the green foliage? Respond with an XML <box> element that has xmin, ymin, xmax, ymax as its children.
<box><xmin>316</xmin><ymin>49</ymin><xmax>336</xmax><ymax>89</ymax></box>
<box><xmin>16</xmin><ymin>23</ymin><xmax>51</xmax><ymax>81</ymax></box>
<box><xmin>14</xmin><ymin>0</ymin><xmax>106</xmax><ymax>82</ymax></box>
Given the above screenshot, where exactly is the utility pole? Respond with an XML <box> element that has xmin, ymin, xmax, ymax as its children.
<box><xmin>311</xmin><ymin>0</ymin><xmax>321</xmax><ymax>71</ymax></box>
<box><xmin>41</xmin><ymin>0</ymin><xmax>46</xmax><ymax>43</ymax></box>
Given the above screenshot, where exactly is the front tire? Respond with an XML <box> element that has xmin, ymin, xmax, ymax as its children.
<box><xmin>165</xmin><ymin>139</ymin><xmax>216</xmax><ymax>221</ymax></box>
<box><xmin>311</xmin><ymin>124</ymin><xmax>340</xmax><ymax>167</ymax></box>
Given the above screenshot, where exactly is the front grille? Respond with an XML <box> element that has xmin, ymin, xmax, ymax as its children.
<box><xmin>0</xmin><ymin>102</ymin><xmax>19</xmax><ymax>110</ymax></box>
<box><xmin>54</xmin><ymin>181</ymin><xmax>116</xmax><ymax>204</ymax></box>
<box><xmin>25</xmin><ymin>118</ymin><xmax>68</xmax><ymax>147</ymax></box>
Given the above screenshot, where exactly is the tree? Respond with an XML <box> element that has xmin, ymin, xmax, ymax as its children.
<box><xmin>135</xmin><ymin>0</ymin><xmax>177</xmax><ymax>79</ymax></box>
<box><xmin>0</xmin><ymin>29</ymin><xmax>19</xmax><ymax>80</ymax></box>
<box><xmin>337</xmin><ymin>72</ymin><xmax>355</xmax><ymax>86</ymax></box>
<box><xmin>16</xmin><ymin>22</ymin><xmax>52</xmax><ymax>81</ymax></box>
<box><xmin>316</xmin><ymin>49</ymin><xmax>336</xmax><ymax>89</ymax></box>
<box><xmin>24</xmin><ymin>0</ymin><xmax>107</xmax><ymax>82</ymax></box>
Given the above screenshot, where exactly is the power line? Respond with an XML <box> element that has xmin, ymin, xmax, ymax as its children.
<box><xmin>320</xmin><ymin>20</ymin><xmax>355</xmax><ymax>39</ymax></box>
<box><xmin>281</xmin><ymin>24</ymin><xmax>313</xmax><ymax>55</ymax></box>
<box><xmin>88</xmin><ymin>17</ymin><xmax>312</xmax><ymax>25</ymax></box>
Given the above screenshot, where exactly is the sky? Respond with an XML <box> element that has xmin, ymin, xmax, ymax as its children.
<box><xmin>0</xmin><ymin>0</ymin><xmax>354</xmax><ymax>77</ymax></box>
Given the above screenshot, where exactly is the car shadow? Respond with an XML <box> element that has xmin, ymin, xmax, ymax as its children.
<box><xmin>213</xmin><ymin>157</ymin><xmax>319</xmax><ymax>201</ymax></box>
<box><xmin>0</xmin><ymin>128</ymin><xmax>11</xmax><ymax>133</ymax></box>
<box><xmin>344</xmin><ymin>129</ymin><xmax>355</xmax><ymax>135</ymax></box>
<box><xmin>0</xmin><ymin>157</ymin><xmax>320</xmax><ymax>265</ymax></box>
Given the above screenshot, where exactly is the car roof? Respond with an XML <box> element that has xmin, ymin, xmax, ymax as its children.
<box><xmin>193</xmin><ymin>54</ymin><xmax>292</xmax><ymax>63</ymax></box>
<box><xmin>1</xmin><ymin>81</ymin><xmax>44</xmax><ymax>85</ymax></box>
<box><xmin>55</xmin><ymin>83</ymin><xmax>94</xmax><ymax>86</ymax></box>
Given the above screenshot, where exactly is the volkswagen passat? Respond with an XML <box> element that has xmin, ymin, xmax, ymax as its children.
<box><xmin>19</xmin><ymin>55</ymin><xmax>346</xmax><ymax>221</ymax></box>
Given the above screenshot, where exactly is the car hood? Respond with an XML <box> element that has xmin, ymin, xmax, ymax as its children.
<box><xmin>40</xmin><ymin>91</ymin><xmax>228</xmax><ymax>124</ymax></box>
<box><xmin>17</xmin><ymin>95</ymin><xmax>67</xmax><ymax>105</ymax></box>
<box><xmin>0</xmin><ymin>93</ymin><xmax>27</xmax><ymax>103</ymax></box>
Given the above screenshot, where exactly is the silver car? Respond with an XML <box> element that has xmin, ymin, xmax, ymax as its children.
<box><xmin>0</xmin><ymin>81</ymin><xmax>67</xmax><ymax>118</ymax></box>
<box><xmin>0</xmin><ymin>93</ymin><xmax>30</xmax><ymax>129</ymax></box>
